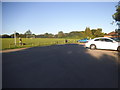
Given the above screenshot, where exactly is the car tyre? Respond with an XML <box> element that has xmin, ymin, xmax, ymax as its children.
<box><xmin>90</xmin><ymin>44</ymin><xmax>96</xmax><ymax>50</ymax></box>
<box><xmin>117</xmin><ymin>46</ymin><xmax>120</xmax><ymax>52</ymax></box>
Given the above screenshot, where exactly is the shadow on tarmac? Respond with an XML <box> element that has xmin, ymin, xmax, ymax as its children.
<box><xmin>2</xmin><ymin>44</ymin><xmax>119</xmax><ymax>88</ymax></box>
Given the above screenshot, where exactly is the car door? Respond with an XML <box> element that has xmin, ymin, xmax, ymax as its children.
<box><xmin>93</xmin><ymin>38</ymin><xmax>103</xmax><ymax>49</ymax></box>
<box><xmin>99</xmin><ymin>38</ymin><xmax>116</xmax><ymax>50</ymax></box>
<box><xmin>96</xmin><ymin>38</ymin><xmax>106</xmax><ymax>49</ymax></box>
<box><xmin>94</xmin><ymin>38</ymin><xmax>110</xmax><ymax>49</ymax></box>
<box><xmin>103</xmin><ymin>38</ymin><xmax>117</xmax><ymax>50</ymax></box>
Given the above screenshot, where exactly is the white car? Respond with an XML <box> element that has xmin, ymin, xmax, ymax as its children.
<box><xmin>85</xmin><ymin>37</ymin><xmax>120</xmax><ymax>52</ymax></box>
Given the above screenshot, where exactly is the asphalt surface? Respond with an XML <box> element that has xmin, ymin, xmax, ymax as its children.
<box><xmin>2</xmin><ymin>44</ymin><xmax>119</xmax><ymax>88</ymax></box>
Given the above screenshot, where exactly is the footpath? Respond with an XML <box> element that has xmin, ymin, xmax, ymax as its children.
<box><xmin>0</xmin><ymin>48</ymin><xmax>28</xmax><ymax>53</ymax></box>
<box><xmin>1</xmin><ymin>43</ymin><xmax>85</xmax><ymax>53</ymax></box>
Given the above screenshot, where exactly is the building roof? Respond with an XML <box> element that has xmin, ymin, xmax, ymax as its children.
<box><xmin>106</xmin><ymin>31</ymin><xmax>117</xmax><ymax>36</ymax></box>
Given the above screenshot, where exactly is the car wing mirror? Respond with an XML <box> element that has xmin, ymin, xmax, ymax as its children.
<box><xmin>112</xmin><ymin>41</ymin><xmax>116</xmax><ymax>43</ymax></box>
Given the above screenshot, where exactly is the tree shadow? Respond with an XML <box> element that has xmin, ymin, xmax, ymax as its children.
<box><xmin>2</xmin><ymin>44</ymin><xmax>119</xmax><ymax>88</ymax></box>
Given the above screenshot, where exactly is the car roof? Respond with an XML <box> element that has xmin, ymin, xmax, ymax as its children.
<box><xmin>93</xmin><ymin>37</ymin><xmax>112</xmax><ymax>40</ymax></box>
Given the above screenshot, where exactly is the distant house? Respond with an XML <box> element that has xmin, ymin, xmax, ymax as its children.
<box><xmin>104</xmin><ymin>31</ymin><xmax>119</xmax><ymax>38</ymax></box>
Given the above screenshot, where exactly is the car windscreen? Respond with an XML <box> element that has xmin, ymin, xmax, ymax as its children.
<box><xmin>110</xmin><ymin>38</ymin><xmax>120</xmax><ymax>42</ymax></box>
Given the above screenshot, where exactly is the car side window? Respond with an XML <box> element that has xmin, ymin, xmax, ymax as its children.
<box><xmin>94</xmin><ymin>38</ymin><xmax>113</xmax><ymax>42</ymax></box>
<box><xmin>94</xmin><ymin>39</ymin><xmax>100</xmax><ymax>41</ymax></box>
<box><xmin>104</xmin><ymin>39</ymin><xmax>113</xmax><ymax>42</ymax></box>
<box><xmin>94</xmin><ymin>38</ymin><xmax>104</xmax><ymax>41</ymax></box>
<box><xmin>100</xmin><ymin>39</ymin><xmax>105</xmax><ymax>41</ymax></box>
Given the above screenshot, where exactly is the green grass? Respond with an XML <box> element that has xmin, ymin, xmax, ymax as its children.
<box><xmin>1</xmin><ymin>38</ymin><xmax>78</xmax><ymax>50</ymax></box>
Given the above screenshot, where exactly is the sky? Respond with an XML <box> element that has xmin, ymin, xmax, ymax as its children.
<box><xmin>2</xmin><ymin>2</ymin><xmax>118</xmax><ymax>35</ymax></box>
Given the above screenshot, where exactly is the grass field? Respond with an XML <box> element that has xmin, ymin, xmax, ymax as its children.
<box><xmin>1</xmin><ymin>38</ymin><xmax>78</xmax><ymax>50</ymax></box>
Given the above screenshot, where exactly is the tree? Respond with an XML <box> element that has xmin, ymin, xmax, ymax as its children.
<box><xmin>112</xmin><ymin>1</ymin><xmax>120</xmax><ymax>21</ymax></box>
<box><xmin>94</xmin><ymin>28</ymin><xmax>104</xmax><ymax>37</ymax></box>
<box><xmin>91</xmin><ymin>29</ymin><xmax>97</xmax><ymax>38</ymax></box>
<box><xmin>47</xmin><ymin>33</ymin><xmax>54</xmax><ymax>38</ymax></box>
<box><xmin>67</xmin><ymin>31</ymin><xmax>84</xmax><ymax>39</ymax></box>
<box><xmin>16</xmin><ymin>32</ymin><xmax>19</xmax><ymax>37</ymax></box>
<box><xmin>18</xmin><ymin>34</ymin><xmax>26</xmax><ymax>38</ymax></box>
<box><xmin>54</xmin><ymin>34</ymin><xmax>58</xmax><ymax>38</ymax></box>
<box><xmin>24</xmin><ymin>30</ymin><xmax>32</xmax><ymax>38</ymax></box>
<box><xmin>58</xmin><ymin>31</ymin><xmax>65</xmax><ymax>38</ymax></box>
<box><xmin>35</xmin><ymin>34</ymin><xmax>44</xmax><ymax>38</ymax></box>
<box><xmin>10</xmin><ymin>34</ymin><xmax>14</xmax><ymax>38</ymax></box>
<box><xmin>2</xmin><ymin>34</ymin><xmax>11</xmax><ymax>38</ymax></box>
<box><xmin>0</xmin><ymin>35</ymin><xmax>2</xmax><ymax>38</ymax></box>
<box><xmin>10</xmin><ymin>32</ymin><xmax>19</xmax><ymax>38</ymax></box>
<box><xmin>44</xmin><ymin>33</ymin><xmax>54</xmax><ymax>38</ymax></box>
<box><xmin>44</xmin><ymin>33</ymin><xmax>49</xmax><ymax>38</ymax></box>
<box><xmin>84</xmin><ymin>27</ymin><xmax>92</xmax><ymax>39</ymax></box>
<box><xmin>91</xmin><ymin>29</ymin><xmax>96</xmax><ymax>35</ymax></box>
<box><xmin>112</xmin><ymin>1</ymin><xmax>120</xmax><ymax>37</ymax></box>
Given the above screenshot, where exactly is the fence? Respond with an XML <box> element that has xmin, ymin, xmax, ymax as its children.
<box><xmin>2</xmin><ymin>38</ymin><xmax>78</xmax><ymax>50</ymax></box>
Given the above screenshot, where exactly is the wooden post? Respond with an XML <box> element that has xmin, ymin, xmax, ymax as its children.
<box><xmin>14</xmin><ymin>31</ymin><xmax>17</xmax><ymax>47</ymax></box>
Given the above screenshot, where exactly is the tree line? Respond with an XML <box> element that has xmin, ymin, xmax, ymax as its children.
<box><xmin>112</xmin><ymin>1</ymin><xmax>120</xmax><ymax>37</ymax></box>
<box><xmin>1</xmin><ymin>27</ymin><xmax>106</xmax><ymax>39</ymax></box>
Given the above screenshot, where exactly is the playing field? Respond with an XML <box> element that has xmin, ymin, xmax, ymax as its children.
<box><xmin>1</xmin><ymin>38</ymin><xmax>78</xmax><ymax>50</ymax></box>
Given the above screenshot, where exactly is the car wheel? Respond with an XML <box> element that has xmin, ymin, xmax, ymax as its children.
<box><xmin>117</xmin><ymin>46</ymin><xmax>120</xmax><ymax>52</ymax></box>
<box><xmin>90</xmin><ymin>44</ymin><xmax>96</xmax><ymax>50</ymax></box>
